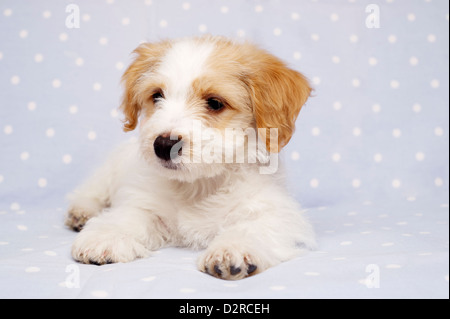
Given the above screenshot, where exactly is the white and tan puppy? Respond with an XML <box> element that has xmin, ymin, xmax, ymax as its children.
<box><xmin>66</xmin><ymin>36</ymin><xmax>316</xmax><ymax>280</ymax></box>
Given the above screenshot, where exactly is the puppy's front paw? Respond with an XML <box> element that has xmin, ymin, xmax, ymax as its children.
<box><xmin>71</xmin><ymin>226</ymin><xmax>150</xmax><ymax>265</ymax></box>
<box><xmin>65</xmin><ymin>199</ymin><xmax>103</xmax><ymax>232</ymax></box>
<box><xmin>197</xmin><ymin>247</ymin><xmax>262</xmax><ymax>280</ymax></box>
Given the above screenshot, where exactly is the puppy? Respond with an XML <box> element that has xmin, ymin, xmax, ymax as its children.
<box><xmin>66</xmin><ymin>36</ymin><xmax>316</xmax><ymax>280</ymax></box>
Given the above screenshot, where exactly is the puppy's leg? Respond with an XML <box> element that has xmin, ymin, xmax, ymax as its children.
<box><xmin>71</xmin><ymin>206</ymin><xmax>169</xmax><ymax>265</ymax></box>
<box><xmin>198</xmin><ymin>209</ymin><xmax>316</xmax><ymax>280</ymax></box>
<box><xmin>65</xmin><ymin>147</ymin><xmax>127</xmax><ymax>231</ymax></box>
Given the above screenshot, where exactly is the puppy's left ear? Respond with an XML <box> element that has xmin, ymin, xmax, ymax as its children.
<box><xmin>120</xmin><ymin>41</ymin><xmax>170</xmax><ymax>132</ymax></box>
<box><xmin>247</xmin><ymin>51</ymin><xmax>312</xmax><ymax>152</ymax></box>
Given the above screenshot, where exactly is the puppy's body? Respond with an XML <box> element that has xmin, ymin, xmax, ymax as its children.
<box><xmin>67</xmin><ymin>36</ymin><xmax>316</xmax><ymax>280</ymax></box>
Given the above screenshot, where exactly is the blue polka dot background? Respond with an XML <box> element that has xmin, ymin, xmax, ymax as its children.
<box><xmin>0</xmin><ymin>0</ymin><xmax>448</xmax><ymax>298</ymax></box>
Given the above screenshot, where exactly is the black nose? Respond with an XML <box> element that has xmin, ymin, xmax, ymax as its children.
<box><xmin>153</xmin><ymin>135</ymin><xmax>183</xmax><ymax>161</ymax></box>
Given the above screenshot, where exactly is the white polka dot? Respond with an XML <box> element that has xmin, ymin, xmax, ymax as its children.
<box><xmin>374</xmin><ymin>153</ymin><xmax>383</xmax><ymax>163</ymax></box>
<box><xmin>410</xmin><ymin>56</ymin><xmax>419</xmax><ymax>66</ymax></box>
<box><xmin>91</xmin><ymin>290</ymin><xmax>109</xmax><ymax>298</ymax></box>
<box><xmin>434</xmin><ymin>127</ymin><xmax>444</xmax><ymax>136</ymax></box>
<box><xmin>352</xmin><ymin>179</ymin><xmax>362</xmax><ymax>188</ymax></box>
<box><xmin>0</xmin><ymin>175</ymin><xmax>3</xmax><ymax>183</ymax></box>
<box><xmin>28</xmin><ymin>101</ymin><xmax>37</xmax><ymax>111</ymax></box>
<box><xmin>311</xmin><ymin>127</ymin><xmax>321</xmax><ymax>136</ymax></box>
<box><xmin>220</xmin><ymin>6</ymin><xmax>229</xmax><ymax>14</ymax></box>
<box><xmin>392</xmin><ymin>129</ymin><xmax>402</xmax><ymax>138</ymax></box>
<box><xmin>311</xmin><ymin>34</ymin><xmax>320</xmax><ymax>42</ymax></box>
<box><xmin>386</xmin><ymin>264</ymin><xmax>402</xmax><ymax>269</ymax></box>
<box><xmin>333</xmin><ymin>101</ymin><xmax>342</xmax><ymax>111</ymax></box>
<box><xmin>145</xmin><ymin>0</ymin><xmax>153</xmax><ymax>5</ymax></box>
<box><xmin>407</xmin><ymin>13</ymin><xmax>416</xmax><ymax>21</ymax></box>
<box><xmin>4</xmin><ymin>125</ymin><xmax>13</xmax><ymax>135</ymax></box>
<box><xmin>121</xmin><ymin>17</ymin><xmax>130</xmax><ymax>26</ymax></box>
<box><xmin>392</xmin><ymin>179</ymin><xmax>402</xmax><ymax>188</ymax></box>
<box><xmin>293</xmin><ymin>52</ymin><xmax>302</xmax><ymax>60</ymax></box>
<box><xmin>445</xmin><ymin>275</ymin><xmax>449</xmax><ymax>282</ymax></box>
<box><xmin>25</xmin><ymin>267</ymin><xmax>40</xmax><ymax>273</ymax></box>
<box><xmin>42</xmin><ymin>10</ymin><xmax>51</xmax><ymax>19</ymax></box>
<box><xmin>382</xmin><ymin>242</ymin><xmax>395</xmax><ymax>247</ymax></box>
<box><xmin>110</xmin><ymin>109</ymin><xmax>119</xmax><ymax>118</ymax></box>
<box><xmin>353</xmin><ymin>127</ymin><xmax>362</xmax><ymax>137</ymax></box>
<box><xmin>46</xmin><ymin>128</ymin><xmax>55</xmax><ymax>137</ymax></box>
<box><xmin>88</xmin><ymin>131</ymin><xmax>97</xmax><ymax>140</ymax></box>
<box><xmin>236</xmin><ymin>29</ymin><xmax>246</xmax><ymax>38</ymax></box>
<box><xmin>198</xmin><ymin>24</ymin><xmax>208</xmax><ymax>33</ymax></box>
<box><xmin>59</xmin><ymin>33</ymin><xmax>68</xmax><ymax>42</ymax></box>
<box><xmin>19</xmin><ymin>30</ymin><xmax>28</xmax><ymax>38</ymax></box>
<box><xmin>291</xmin><ymin>13</ymin><xmax>300</xmax><ymax>20</ymax></box>
<box><xmin>304</xmin><ymin>272</ymin><xmax>320</xmax><ymax>276</ymax></box>
<box><xmin>10</xmin><ymin>202</ymin><xmax>20</xmax><ymax>211</ymax></box>
<box><xmin>11</xmin><ymin>76</ymin><xmax>20</xmax><ymax>85</ymax></box>
<box><xmin>44</xmin><ymin>250</ymin><xmax>57</xmax><ymax>256</ymax></box>
<box><xmin>349</xmin><ymin>34</ymin><xmax>359</xmax><ymax>43</ymax></box>
<box><xmin>430</xmin><ymin>79</ymin><xmax>440</xmax><ymax>89</ymax></box>
<box><xmin>352</xmin><ymin>79</ymin><xmax>361</xmax><ymax>88</ymax></box>
<box><xmin>52</xmin><ymin>79</ymin><xmax>61</xmax><ymax>88</ymax></box>
<box><xmin>270</xmin><ymin>285</ymin><xmax>286</xmax><ymax>291</ymax></box>
<box><xmin>407</xmin><ymin>196</ymin><xmax>416</xmax><ymax>202</ymax></box>
<box><xmin>182</xmin><ymin>2</ymin><xmax>191</xmax><ymax>10</ymax></box>
<box><xmin>63</xmin><ymin>154</ymin><xmax>72</xmax><ymax>164</ymax></box>
<box><xmin>179</xmin><ymin>288</ymin><xmax>196</xmax><ymax>294</ymax></box>
<box><xmin>93</xmin><ymin>82</ymin><xmax>102</xmax><ymax>91</ymax></box>
<box><xmin>435</xmin><ymin>178</ymin><xmax>444</xmax><ymax>187</ymax></box>
<box><xmin>311</xmin><ymin>77</ymin><xmax>322</xmax><ymax>86</ymax></box>
<box><xmin>330</xmin><ymin>13</ymin><xmax>339</xmax><ymax>22</ymax></box>
<box><xmin>412</xmin><ymin>103</ymin><xmax>422</xmax><ymax>113</ymax></box>
<box><xmin>20</xmin><ymin>152</ymin><xmax>30</xmax><ymax>161</ymax></box>
<box><xmin>255</xmin><ymin>5</ymin><xmax>263</xmax><ymax>13</ymax></box>
<box><xmin>17</xmin><ymin>225</ymin><xmax>28</xmax><ymax>231</ymax></box>
<box><xmin>273</xmin><ymin>28</ymin><xmax>282</xmax><ymax>36</ymax></box>
<box><xmin>390</xmin><ymin>80</ymin><xmax>400</xmax><ymax>89</ymax></box>
<box><xmin>159</xmin><ymin>20</ymin><xmax>168</xmax><ymax>28</ymax></box>
<box><xmin>99</xmin><ymin>37</ymin><xmax>108</xmax><ymax>45</ymax></box>
<box><xmin>388</xmin><ymin>35</ymin><xmax>397</xmax><ymax>43</ymax></box>
<box><xmin>75</xmin><ymin>57</ymin><xmax>84</xmax><ymax>66</ymax></box>
<box><xmin>0</xmin><ymin>52</ymin><xmax>3</xmax><ymax>60</ymax></box>
<box><xmin>427</xmin><ymin>34</ymin><xmax>436</xmax><ymax>43</ymax></box>
<box><xmin>415</xmin><ymin>152</ymin><xmax>425</xmax><ymax>161</ymax></box>
<box><xmin>291</xmin><ymin>151</ymin><xmax>300</xmax><ymax>161</ymax></box>
<box><xmin>372</xmin><ymin>104</ymin><xmax>381</xmax><ymax>113</ymax></box>
<box><xmin>69</xmin><ymin>105</ymin><xmax>78</xmax><ymax>114</ymax></box>
<box><xmin>141</xmin><ymin>276</ymin><xmax>156</xmax><ymax>282</ymax></box>
<box><xmin>310</xmin><ymin>179</ymin><xmax>319</xmax><ymax>188</ymax></box>
<box><xmin>340</xmin><ymin>241</ymin><xmax>352</xmax><ymax>246</ymax></box>
<box><xmin>332</xmin><ymin>56</ymin><xmax>340</xmax><ymax>64</ymax></box>
<box><xmin>115</xmin><ymin>62</ymin><xmax>125</xmax><ymax>70</ymax></box>
<box><xmin>38</xmin><ymin>178</ymin><xmax>47</xmax><ymax>188</ymax></box>
<box><xmin>82</xmin><ymin>14</ymin><xmax>91</xmax><ymax>22</ymax></box>
<box><xmin>3</xmin><ymin>8</ymin><xmax>12</xmax><ymax>16</ymax></box>
<box><xmin>34</xmin><ymin>53</ymin><xmax>44</xmax><ymax>63</ymax></box>
<box><xmin>332</xmin><ymin>153</ymin><xmax>341</xmax><ymax>162</ymax></box>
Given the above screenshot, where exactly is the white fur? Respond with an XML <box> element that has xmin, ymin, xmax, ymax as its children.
<box><xmin>67</xmin><ymin>37</ymin><xmax>316</xmax><ymax>280</ymax></box>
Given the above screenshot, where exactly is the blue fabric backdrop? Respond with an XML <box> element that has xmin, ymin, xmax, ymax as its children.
<box><xmin>0</xmin><ymin>0</ymin><xmax>448</xmax><ymax>299</ymax></box>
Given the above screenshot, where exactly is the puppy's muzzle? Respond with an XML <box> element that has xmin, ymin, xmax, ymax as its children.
<box><xmin>153</xmin><ymin>134</ymin><xmax>183</xmax><ymax>162</ymax></box>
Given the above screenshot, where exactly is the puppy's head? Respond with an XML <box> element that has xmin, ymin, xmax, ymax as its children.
<box><xmin>120</xmin><ymin>36</ymin><xmax>312</xmax><ymax>181</ymax></box>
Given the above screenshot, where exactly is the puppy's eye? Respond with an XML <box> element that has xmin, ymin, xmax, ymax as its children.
<box><xmin>152</xmin><ymin>91</ymin><xmax>164</xmax><ymax>103</ymax></box>
<box><xmin>207</xmin><ymin>98</ymin><xmax>225</xmax><ymax>111</ymax></box>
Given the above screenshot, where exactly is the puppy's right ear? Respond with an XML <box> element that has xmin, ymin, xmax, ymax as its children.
<box><xmin>120</xmin><ymin>41</ymin><xmax>169</xmax><ymax>132</ymax></box>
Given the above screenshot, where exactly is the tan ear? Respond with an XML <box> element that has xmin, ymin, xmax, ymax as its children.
<box><xmin>247</xmin><ymin>50</ymin><xmax>312</xmax><ymax>152</ymax></box>
<box><xmin>120</xmin><ymin>41</ymin><xmax>170</xmax><ymax>132</ymax></box>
